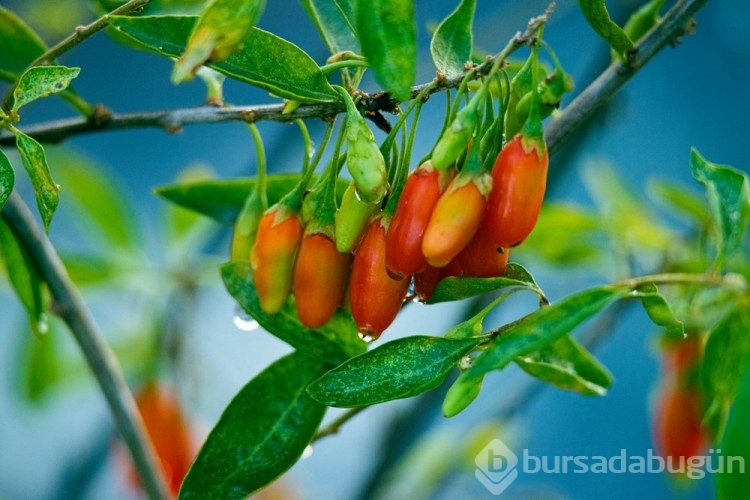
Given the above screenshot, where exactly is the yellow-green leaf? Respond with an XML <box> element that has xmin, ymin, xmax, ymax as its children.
<box><xmin>13</xmin><ymin>130</ymin><xmax>59</xmax><ymax>232</ymax></box>
<box><xmin>11</xmin><ymin>66</ymin><xmax>80</xmax><ymax>114</ymax></box>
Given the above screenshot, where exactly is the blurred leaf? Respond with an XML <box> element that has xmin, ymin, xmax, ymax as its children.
<box><xmin>163</xmin><ymin>166</ymin><xmax>216</xmax><ymax>248</ymax></box>
<box><xmin>307</xmin><ymin>336</ymin><xmax>482</xmax><ymax>407</ymax></box>
<box><xmin>221</xmin><ymin>261</ymin><xmax>365</xmax><ymax>364</ymax></box>
<box><xmin>110</xmin><ymin>15</ymin><xmax>340</xmax><ymax>103</ymax></box>
<box><xmin>50</xmin><ymin>148</ymin><xmax>139</xmax><ymax>251</ymax></box>
<box><xmin>0</xmin><ymin>6</ymin><xmax>47</xmax><ymax>81</ymax></box>
<box><xmin>180</xmin><ymin>351</ymin><xmax>327</xmax><ymax>499</ymax></box>
<box><xmin>172</xmin><ymin>0</ymin><xmax>266</xmax><ymax>82</ymax></box>
<box><xmin>0</xmin><ymin>149</ymin><xmax>13</xmax><ymax>212</ymax></box>
<box><xmin>60</xmin><ymin>252</ymin><xmax>119</xmax><ymax>287</ymax></box>
<box><xmin>516</xmin><ymin>334</ymin><xmax>613</xmax><ymax>396</ymax></box>
<box><xmin>690</xmin><ymin>148</ymin><xmax>750</xmax><ymax>265</ymax></box>
<box><xmin>632</xmin><ymin>283</ymin><xmax>684</xmax><ymax>337</ymax></box>
<box><xmin>702</xmin><ymin>305</ymin><xmax>750</xmax><ymax>438</ymax></box>
<box><xmin>429</xmin><ymin>263</ymin><xmax>542</xmax><ymax>304</ymax></box>
<box><xmin>13</xmin><ymin>130</ymin><xmax>59</xmax><ymax>232</ymax></box>
<box><xmin>18</xmin><ymin>320</ymin><xmax>59</xmax><ymax>403</ymax></box>
<box><xmin>442</xmin><ymin>373</ymin><xmax>482</xmax><ymax>418</ymax></box>
<box><xmin>355</xmin><ymin>0</ymin><xmax>415</xmax><ymax>101</ymax></box>
<box><xmin>582</xmin><ymin>161</ymin><xmax>672</xmax><ymax>250</ymax></box>
<box><xmin>156</xmin><ymin>174</ymin><xmax>349</xmax><ymax>224</ymax></box>
<box><xmin>11</xmin><ymin>66</ymin><xmax>80</xmax><ymax>114</ymax></box>
<box><xmin>647</xmin><ymin>177</ymin><xmax>709</xmax><ymax>225</ymax></box>
<box><xmin>717</xmin><ymin>354</ymin><xmax>750</xmax><ymax>499</ymax></box>
<box><xmin>462</xmin><ymin>286</ymin><xmax>629</xmax><ymax>381</ymax></box>
<box><xmin>0</xmin><ymin>219</ymin><xmax>47</xmax><ymax>336</ymax></box>
<box><xmin>300</xmin><ymin>0</ymin><xmax>358</xmax><ymax>55</ymax></box>
<box><xmin>97</xmin><ymin>0</ymin><xmax>205</xmax><ymax>16</ymax></box>
<box><xmin>519</xmin><ymin>203</ymin><xmax>606</xmax><ymax>266</ymax></box>
<box><xmin>430</xmin><ymin>0</ymin><xmax>475</xmax><ymax>77</ymax></box>
<box><xmin>578</xmin><ymin>0</ymin><xmax>633</xmax><ymax>57</ymax></box>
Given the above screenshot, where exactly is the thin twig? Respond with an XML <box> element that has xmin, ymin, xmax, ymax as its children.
<box><xmin>0</xmin><ymin>0</ymin><xmax>150</xmax><ymax>113</ymax></box>
<box><xmin>313</xmin><ymin>406</ymin><xmax>368</xmax><ymax>442</ymax></box>
<box><xmin>0</xmin><ymin>194</ymin><xmax>170</xmax><ymax>500</ymax></box>
<box><xmin>0</xmin><ymin>3</ymin><xmax>551</xmax><ymax>146</ymax></box>
<box><xmin>544</xmin><ymin>0</ymin><xmax>710</xmax><ymax>154</ymax></box>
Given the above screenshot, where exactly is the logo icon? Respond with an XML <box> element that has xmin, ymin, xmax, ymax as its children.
<box><xmin>475</xmin><ymin>439</ymin><xmax>519</xmax><ymax>495</ymax></box>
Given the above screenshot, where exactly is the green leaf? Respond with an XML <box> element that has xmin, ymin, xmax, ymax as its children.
<box><xmin>172</xmin><ymin>0</ymin><xmax>266</xmax><ymax>82</ymax></box>
<box><xmin>631</xmin><ymin>283</ymin><xmax>684</xmax><ymax>337</ymax></box>
<box><xmin>717</xmin><ymin>354</ymin><xmax>750</xmax><ymax>499</ymax></box>
<box><xmin>0</xmin><ymin>149</ymin><xmax>14</xmax><ymax>212</ymax></box>
<box><xmin>578</xmin><ymin>0</ymin><xmax>633</xmax><ymax>57</ymax></box>
<box><xmin>300</xmin><ymin>0</ymin><xmax>359</xmax><ymax>55</ymax></box>
<box><xmin>18</xmin><ymin>320</ymin><xmax>60</xmax><ymax>403</ymax></box>
<box><xmin>647</xmin><ymin>177</ymin><xmax>709</xmax><ymax>225</ymax></box>
<box><xmin>0</xmin><ymin>6</ymin><xmax>47</xmax><ymax>81</ymax></box>
<box><xmin>702</xmin><ymin>306</ymin><xmax>750</xmax><ymax>437</ymax></box>
<box><xmin>308</xmin><ymin>336</ymin><xmax>482</xmax><ymax>407</ymax></box>
<box><xmin>11</xmin><ymin>66</ymin><xmax>80</xmax><ymax>114</ymax></box>
<box><xmin>179</xmin><ymin>351</ymin><xmax>328</xmax><ymax>499</ymax></box>
<box><xmin>49</xmin><ymin>148</ymin><xmax>139</xmax><ymax>251</ymax></box>
<box><xmin>13</xmin><ymin>130</ymin><xmax>59</xmax><ymax>232</ymax></box>
<box><xmin>109</xmin><ymin>15</ymin><xmax>340</xmax><ymax>103</ymax></box>
<box><xmin>428</xmin><ymin>263</ymin><xmax>542</xmax><ymax>304</ymax></box>
<box><xmin>0</xmin><ymin>219</ymin><xmax>47</xmax><ymax>336</ymax></box>
<box><xmin>442</xmin><ymin>373</ymin><xmax>483</xmax><ymax>418</ymax></box>
<box><xmin>519</xmin><ymin>203</ymin><xmax>605</xmax><ymax>266</ymax></box>
<box><xmin>515</xmin><ymin>334</ymin><xmax>613</xmax><ymax>396</ymax></box>
<box><xmin>155</xmin><ymin>174</ymin><xmax>349</xmax><ymax>224</ymax></box>
<box><xmin>60</xmin><ymin>252</ymin><xmax>120</xmax><ymax>287</ymax></box>
<box><xmin>221</xmin><ymin>261</ymin><xmax>365</xmax><ymax>363</ymax></box>
<box><xmin>462</xmin><ymin>286</ymin><xmax>629</xmax><ymax>381</ymax></box>
<box><xmin>690</xmin><ymin>148</ymin><xmax>750</xmax><ymax>265</ymax></box>
<box><xmin>355</xmin><ymin>0</ymin><xmax>416</xmax><ymax>101</ymax></box>
<box><xmin>430</xmin><ymin>0</ymin><xmax>476</xmax><ymax>78</ymax></box>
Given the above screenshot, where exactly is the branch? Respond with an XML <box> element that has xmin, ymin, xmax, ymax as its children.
<box><xmin>1</xmin><ymin>0</ymin><xmax>151</xmax><ymax>114</ymax></box>
<box><xmin>312</xmin><ymin>406</ymin><xmax>368</xmax><ymax>442</ymax></box>
<box><xmin>545</xmin><ymin>0</ymin><xmax>710</xmax><ymax>154</ymax></box>
<box><xmin>0</xmin><ymin>193</ymin><xmax>170</xmax><ymax>500</ymax></box>
<box><xmin>0</xmin><ymin>3</ymin><xmax>552</xmax><ymax>145</ymax></box>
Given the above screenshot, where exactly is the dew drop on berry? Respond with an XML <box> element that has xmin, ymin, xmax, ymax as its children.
<box><xmin>358</xmin><ymin>331</ymin><xmax>376</xmax><ymax>343</ymax></box>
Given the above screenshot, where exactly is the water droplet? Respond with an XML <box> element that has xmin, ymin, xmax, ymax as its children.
<box><xmin>233</xmin><ymin>305</ymin><xmax>259</xmax><ymax>331</ymax></box>
<box><xmin>37</xmin><ymin>313</ymin><xmax>49</xmax><ymax>335</ymax></box>
<box><xmin>301</xmin><ymin>444</ymin><xmax>314</xmax><ymax>459</ymax></box>
<box><xmin>459</xmin><ymin>355</ymin><xmax>473</xmax><ymax>370</ymax></box>
<box><xmin>358</xmin><ymin>331</ymin><xmax>376</xmax><ymax>343</ymax></box>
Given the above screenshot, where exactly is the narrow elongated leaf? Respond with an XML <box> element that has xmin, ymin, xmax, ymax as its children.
<box><xmin>0</xmin><ymin>219</ymin><xmax>47</xmax><ymax>336</ymax></box>
<box><xmin>429</xmin><ymin>263</ymin><xmax>542</xmax><ymax>304</ymax></box>
<box><xmin>355</xmin><ymin>0</ymin><xmax>415</xmax><ymax>101</ymax></box>
<box><xmin>632</xmin><ymin>283</ymin><xmax>684</xmax><ymax>337</ymax></box>
<box><xmin>11</xmin><ymin>66</ymin><xmax>80</xmax><ymax>114</ymax></box>
<box><xmin>180</xmin><ymin>351</ymin><xmax>328</xmax><ymax>499</ymax></box>
<box><xmin>578</xmin><ymin>0</ymin><xmax>633</xmax><ymax>56</ymax></box>
<box><xmin>442</xmin><ymin>373</ymin><xmax>483</xmax><ymax>417</ymax></box>
<box><xmin>308</xmin><ymin>336</ymin><xmax>483</xmax><ymax>407</ymax></box>
<box><xmin>0</xmin><ymin>6</ymin><xmax>47</xmax><ymax>81</ymax></box>
<box><xmin>156</xmin><ymin>175</ymin><xmax>349</xmax><ymax>224</ymax></box>
<box><xmin>702</xmin><ymin>307</ymin><xmax>750</xmax><ymax>417</ymax></box>
<box><xmin>647</xmin><ymin>178</ymin><xmax>709</xmax><ymax>225</ymax></box>
<box><xmin>717</xmin><ymin>355</ymin><xmax>750</xmax><ymax>499</ymax></box>
<box><xmin>463</xmin><ymin>286</ymin><xmax>629</xmax><ymax>381</ymax></box>
<box><xmin>51</xmin><ymin>148</ymin><xmax>139</xmax><ymax>250</ymax></box>
<box><xmin>14</xmin><ymin>131</ymin><xmax>59</xmax><ymax>232</ymax></box>
<box><xmin>109</xmin><ymin>15</ymin><xmax>340</xmax><ymax>103</ymax></box>
<box><xmin>690</xmin><ymin>148</ymin><xmax>750</xmax><ymax>264</ymax></box>
<box><xmin>430</xmin><ymin>0</ymin><xmax>475</xmax><ymax>77</ymax></box>
<box><xmin>221</xmin><ymin>262</ymin><xmax>365</xmax><ymax>363</ymax></box>
<box><xmin>19</xmin><ymin>320</ymin><xmax>60</xmax><ymax>402</ymax></box>
<box><xmin>300</xmin><ymin>0</ymin><xmax>358</xmax><ymax>54</ymax></box>
<box><xmin>172</xmin><ymin>0</ymin><xmax>266</xmax><ymax>82</ymax></box>
<box><xmin>0</xmin><ymin>149</ymin><xmax>13</xmax><ymax>211</ymax></box>
<box><xmin>515</xmin><ymin>334</ymin><xmax>613</xmax><ymax>396</ymax></box>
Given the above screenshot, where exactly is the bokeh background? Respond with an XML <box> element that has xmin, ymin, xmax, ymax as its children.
<box><xmin>1</xmin><ymin>0</ymin><xmax>748</xmax><ymax>498</ymax></box>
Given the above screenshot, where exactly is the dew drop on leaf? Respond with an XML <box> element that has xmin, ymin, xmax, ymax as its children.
<box><xmin>301</xmin><ymin>444</ymin><xmax>314</xmax><ymax>459</ymax></box>
<box><xmin>37</xmin><ymin>313</ymin><xmax>49</xmax><ymax>335</ymax></box>
<box><xmin>233</xmin><ymin>304</ymin><xmax>259</xmax><ymax>331</ymax></box>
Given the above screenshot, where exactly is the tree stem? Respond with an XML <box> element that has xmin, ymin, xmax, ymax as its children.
<box><xmin>0</xmin><ymin>193</ymin><xmax>170</xmax><ymax>500</ymax></box>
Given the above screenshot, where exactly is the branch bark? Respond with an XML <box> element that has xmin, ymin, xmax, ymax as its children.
<box><xmin>0</xmin><ymin>193</ymin><xmax>170</xmax><ymax>500</ymax></box>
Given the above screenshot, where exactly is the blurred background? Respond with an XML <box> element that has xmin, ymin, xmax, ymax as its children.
<box><xmin>0</xmin><ymin>0</ymin><xmax>748</xmax><ymax>498</ymax></box>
